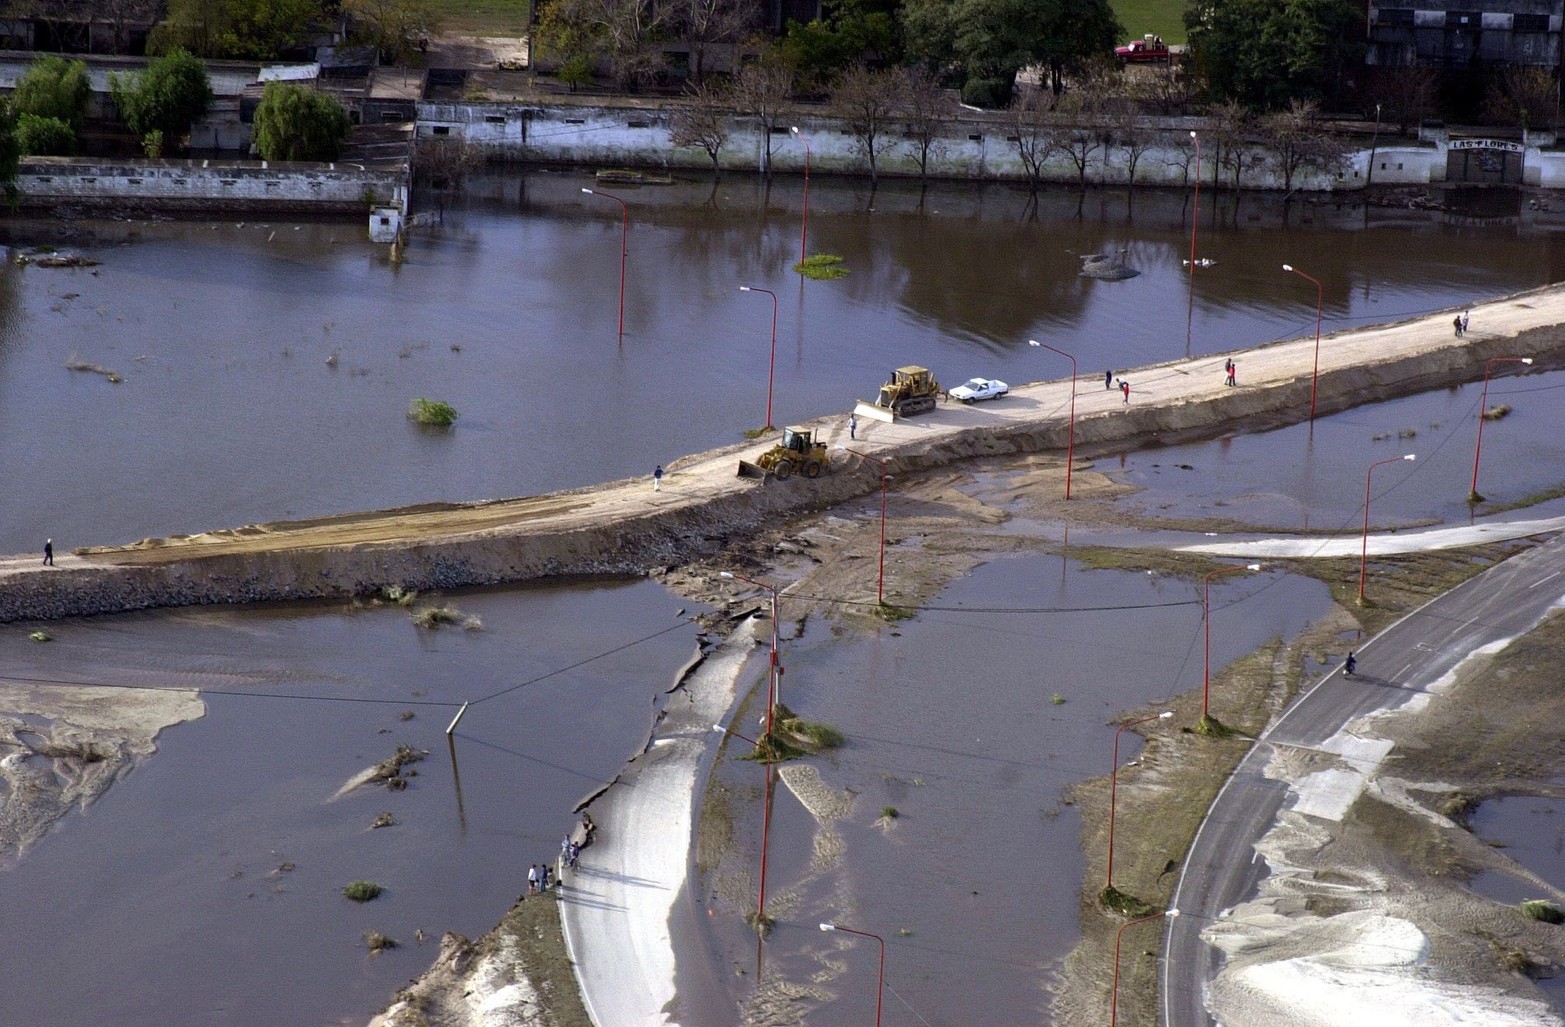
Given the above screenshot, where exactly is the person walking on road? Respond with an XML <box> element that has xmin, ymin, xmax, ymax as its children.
<box><xmin>1344</xmin><ymin>651</ymin><xmax>1357</xmax><ymax>677</ymax></box>
<box><xmin>653</xmin><ymin>465</ymin><xmax>664</xmax><ymax>492</ymax></box>
<box><xmin>527</xmin><ymin>864</ymin><xmax>539</xmax><ymax>895</ymax></box>
<box><xmin>848</xmin><ymin>414</ymin><xmax>858</xmax><ymax>440</ymax></box>
<box><xmin>42</xmin><ymin>539</ymin><xmax>52</xmax><ymax>566</ymax></box>
<box><xmin>1461</xmin><ymin>310</ymin><xmax>1471</xmax><ymax>335</ymax></box>
<box><xmin>1224</xmin><ymin>359</ymin><xmax>1236</xmax><ymax>387</ymax></box>
<box><xmin>1454</xmin><ymin>315</ymin><xmax>1464</xmax><ymax>337</ymax></box>
<box><xmin>1105</xmin><ymin>369</ymin><xmax>1114</xmax><ymax>390</ymax></box>
<box><xmin>1121</xmin><ymin>380</ymin><xmax>1130</xmax><ymax>404</ymax></box>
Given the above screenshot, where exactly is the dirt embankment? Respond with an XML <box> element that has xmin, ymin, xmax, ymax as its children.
<box><xmin>6</xmin><ymin>285</ymin><xmax>1565</xmax><ymax>626</ymax></box>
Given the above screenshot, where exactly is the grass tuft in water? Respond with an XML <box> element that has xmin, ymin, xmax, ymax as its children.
<box><xmin>794</xmin><ymin>254</ymin><xmax>849</xmax><ymax>280</ymax></box>
<box><xmin>408</xmin><ymin>397</ymin><xmax>458</xmax><ymax>427</ymax></box>
<box><xmin>343</xmin><ymin>880</ymin><xmax>383</xmax><ymax>902</ymax></box>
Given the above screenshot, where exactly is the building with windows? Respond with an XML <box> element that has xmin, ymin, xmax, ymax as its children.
<box><xmin>1367</xmin><ymin>1</ymin><xmax>1563</xmax><ymax>68</ymax></box>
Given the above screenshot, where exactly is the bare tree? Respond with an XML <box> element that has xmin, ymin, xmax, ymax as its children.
<box><xmin>1484</xmin><ymin>66</ymin><xmax>1561</xmax><ymax>135</ymax></box>
<box><xmin>1054</xmin><ymin>70</ymin><xmax>1114</xmax><ymax>190</ymax></box>
<box><xmin>898</xmin><ymin>66</ymin><xmax>952</xmax><ymax>181</ymax></box>
<box><xmin>730</xmin><ymin>54</ymin><xmax>794</xmax><ymax>175</ymax></box>
<box><xmin>1207</xmin><ymin>99</ymin><xmax>1249</xmax><ymax>191</ymax></box>
<box><xmin>1163</xmin><ymin>130</ymin><xmax>1198</xmax><ymax>187</ymax></box>
<box><xmin>414</xmin><ymin>136</ymin><xmax>485</xmax><ymax>190</ymax></box>
<box><xmin>669</xmin><ymin>0</ymin><xmax>754</xmax><ymax>86</ymax></box>
<box><xmin>1372</xmin><ymin>61</ymin><xmax>1436</xmax><ymax>136</ymax></box>
<box><xmin>1008</xmin><ymin>89</ymin><xmax>1059</xmax><ymax>194</ymax></box>
<box><xmin>1108</xmin><ymin>77</ymin><xmax>1154</xmax><ymax>189</ymax></box>
<box><xmin>832</xmin><ymin>64</ymin><xmax>903</xmax><ymax>183</ymax></box>
<box><xmin>1145</xmin><ymin>61</ymin><xmax>1193</xmax><ymax>117</ymax></box>
<box><xmin>1259</xmin><ymin>98</ymin><xmax>1347</xmax><ymax>197</ymax></box>
<box><xmin>668</xmin><ymin>79</ymin><xmax>732</xmax><ymax>173</ymax></box>
<box><xmin>537</xmin><ymin>0</ymin><xmax>670</xmax><ymax>91</ymax></box>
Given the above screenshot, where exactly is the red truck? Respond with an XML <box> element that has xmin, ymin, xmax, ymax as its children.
<box><xmin>1116</xmin><ymin>34</ymin><xmax>1170</xmax><ymax>63</ymax></box>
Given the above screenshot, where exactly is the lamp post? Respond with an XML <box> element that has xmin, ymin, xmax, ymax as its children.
<box><xmin>1203</xmin><ymin>563</ymin><xmax>1262</xmax><ymax>722</ymax></box>
<box><xmin>1359</xmin><ymin>454</ymin><xmax>1416</xmax><ymax>603</ymax></box>
<box><xmin>1027</xmin><ymin>339</ymin><xmax>1077</xmax><ymax>498</ymax></box>
<box><xmin>738</xmin><ymin>286</ymin><xmax>779</xmax><ymax>431</ymax></box>
<box><xmin>1111</xmin><ymin>909</ymin><xmax>1179</xmax><ymax>1027</ymax></box>
<box><xmin>1365</xmin><ymin>103</ymin><xmax>1382</xmax><ymax>192</ymax></box>
<box><xmin>1469</xmin><ymin>356</ymin><xmax>1534</xmax><ymax>503</ymax></box>
<box><xmin>581</xmin><ymin>187</ymin><xmax>628</xmax><ymax>340</ymax></box>
<box><xmin>1281</xmin><ymin>264</ymin><xmax>1325</xmax><ymax>421</ymax></box>
<box><xmin>790</xmin><ymin>126</ymin><xmax>811</xmax><ymax>265</ymax></box>
<box><xmin>1107</xmin><ymin>711</ymin><xmax>1173</xmax><ymax>892</ymax></box>
<box><xmin>718</xmin><ymin>571</ymin><xmax>783</xmax><ymax>736</ymax></box>
<box><xmin>819</xmin><ymin>922</ymin><xmax>884</xmax><ymax>1027</ymax></box>
<box><xmin>714</xmin><ymin>723</ymin><xmax>777</xmax><ymax>933</ymax></box>
<box><xmin>1186</xmin><ymin>130</ymin><xmax>1199</xmax><ymax>354</ymax></box>
<box><xmin>835</xmin><ymin>446</ymin><xmax>892</xmax><ymax>605</ymax></box>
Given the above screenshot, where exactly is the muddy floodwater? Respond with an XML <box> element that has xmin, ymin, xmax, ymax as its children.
<box><xmin>696</xmin><ymin>556</ymin><xmax>1331</xmax><ymax>1026</ymax></box>
<box><xmin>0</xmin><ymin>579</ymin><xmax>698</xmax><ymax>1025</ymax></box>
<box><xmin>0</xmin><ymin>175</ymin><xmax>1561</xmax><ymax>554</ymax></box>
<box><xmin>4</xmin><ymin>173</ymin><xmax>1565</xmax><ymax>1025</ymax></box>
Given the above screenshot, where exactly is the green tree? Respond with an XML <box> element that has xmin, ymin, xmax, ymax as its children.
<box><xmin>346</xmin><ymin>0</ymin><xmax>441</xmax><ymax>65</ymax></box>
<box><xmin>905</xmin><ymin>0</ymin><xmax>1119</xmax><ymax>105</ymax></box>
<box><xmin>0</xmin><ymin>107</ymin><xmax>23</xmax><ymax>197</ymax></box>
<box><xmin>12</xmin><ymin>57</ymin><xmax>91</xmax><ymax>129</ymax></box>
<box><xmin>783</xmin><ymin>0</ymin><xmax>902</xmax><ymax>85</ymax></box>
<box><xmin>152</xmin><ymin>0</ymin><xmax>324</xmax><ymax>58</ymax></box>
<box><xmin>252</xmin><ymin>82</ymin><xmax>350</xmax><ymax>161</ymax></box>
<box><xmin>109</xmin><ymin>49</ymin><xmax>214</xmax><ymax>149</ymax></box>
<box><xmin>16</xmin><ymin>113</ymin><xmax>78</xmax><ymax>156</ymax></box>
<box><xmin>1185</xmin><ymin>0</ymin><xmax>1363</xmax><ymax>110</ymax></box>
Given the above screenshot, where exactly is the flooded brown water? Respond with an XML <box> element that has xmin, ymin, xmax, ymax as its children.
<box><xmin>2</xmin><ymin>173</ymin><xmax>1563</xmax><ymax>1025</ymax></box>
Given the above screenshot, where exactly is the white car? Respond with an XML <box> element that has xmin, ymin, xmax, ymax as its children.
<box><xmin>950</xmin><ymin>377</ymin><xmax>1009</xmax><ymax>403</ymax></box>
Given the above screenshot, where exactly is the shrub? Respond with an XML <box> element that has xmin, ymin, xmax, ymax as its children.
<box><xmin>17</xmin><ymin>114</ymin><xmax>76</xmax><ymax>156</ymax></box>
<box><xmin>408</xmin><ymin>397</ymin><xmax>458</xmax><ymax>427</ymax></box>
<box><xmin>12</xmin><ymin>56</ymin><xmax>90</xmax><ymax>128</ymax></box>
<box><xmin>343</xmin><ymin>880</ymin><xmax>383</xmax><ymax>902</ymax></box>
<box><xmin>880</xmin><ymin>806</ymin><xmax>899</xmax><ymax>820</ymax></box>
<box><xmin>253</xmin><ymin>82</ymin><xmax>351</xmax><ymax>162</ymax></box>
<box><xmin>1520</xmin><ymin>900</ymin><xmax>1564</xmax><ymax>924</ymax></box>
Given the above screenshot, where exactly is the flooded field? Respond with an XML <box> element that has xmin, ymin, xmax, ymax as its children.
<box><xmin>2</xmin><ymin>172</ymin><xmax>1564</xmax><ymax>1025</ymax></box>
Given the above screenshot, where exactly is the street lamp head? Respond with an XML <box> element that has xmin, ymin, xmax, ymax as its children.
<box><xmin>1189</xmin><ymin>130</ymin><xmax>1196</xmax><ymax>139</ymax></box>
<box><xmin>1281</xmin><ymin>264</ymin><xmax>1294</xmax><ymax>272</ymax></box>
<box><xmin>791</xmin><ymin>126</ymin><xmax>800</xmax><ymax>135</ymax></box>
<box><xmin>1402</xmin><ymin>453</ymin><xmax>1416</xmax><ymax>462</ymax></box>
<box><xmin>1158</xmin><ymin>711</ymin><xmax>1174</xmax><ymax>720</ymax></box>
<box><xmin>1522</xmin><ymin>358</ymin><xmax>1535</xmax><ymax>365</ymax></box>
<box><xmin>581</xmin><ymin>187</ymin><xmax>594</xmax><ymax>195</ymax></box>
<box><xmin>1245</xmin><ymin>563</ymin><xmax>1262</xmax><ymax>571</ymax></box>
<box><xmin>1167</xmin><ymin>908</ymin><xmax>1181</xmax><ymax>918</ymax></box>
<box><xmin>719</xmin><ymin>571</ymin><xmax>735</xmax><ymax>579</ymax></box>
<box><xmin>739</xmin><ymin>285</ymin><xmax>752</xmax><ymax>292</ymax></box>
<box><xmin>834</xmin><ymin>444</ymin><xmax>846</xmax><ymax>451</ymax></box>
<box><xmin>819</xmin><ymin>922</ymin><xmax>836</xmax><ymax>932</ymax></box>
<box><xmin>1028</xmin><ymin>339</ymin><xmax>1041</xmax><ymax>347</ymax></box>
<box><xmin>712</xmin><ymin>724</ymin><xmax>726</xmax><ymax>733</ymax></box>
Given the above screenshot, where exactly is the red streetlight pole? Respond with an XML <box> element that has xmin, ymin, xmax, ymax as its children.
<box><xmin>1111</xmin><ymin>909</ymin><xmax>1179</xmax><ymax>1027</ymax></box>
<box><xmin>1107</xmin><ymin>711</ymin><xmax>1173</xmax><ymax>891</ymax></box>
<box><xmin>738</xmin><ymin>285</ymin><xmax>780</xmax><ymax>431</ymax></box>
<box><xmin>714</xmin><ymin>723</ymin><xmax>778</xmax><ymax>940</ymax></box>
<box><xmin>791</xmin><ymin>126</ymin><xmax>811</xmax><ymax>265</ymax></box>
<box><xmin>581</xmin><ymin>187</ymin><xmax>628</xmax><ymax>339</ymax></box>
<box><xmin>1469</xmin><ymin>356</ymin><xmax>1534</xmax><ymax>503</ymax></box>
<box><xmin>1028</xmin><ymin>339</ymin><xmax>1077</xmax><ymax>499</ymax></box>
<box><xmin>1203</xmin><ymin>562</ymin><xmax>1261</xmax><ymax>722</ymax></box>
<box><xmin>1282</xmin><ymin>264</ymin><xmax>1325</xmax><ymax>421</ymax></box>
<box><xmin>1361</xmin><ymin>454</ymin><xmax>1416</xmax><ymax>603</ymax></box>
<box><xmin>819</xmin><ymin>922</ymin><xmax>884</xmax><ymax>1027</ymax></box>
<box><xmin>836</xmin><ymin>446</ymin><xmax>892</xmax><ymax>605</ymax></box>
<box><xmin>1186</xmin><ymin>130</ymin><xmax>1199</xmax><ymax>354</ymax></box>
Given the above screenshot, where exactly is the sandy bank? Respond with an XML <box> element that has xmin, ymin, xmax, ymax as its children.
<box><xmin>4</xmin><ymin>285</ymin><xmax>1565</xmax><ymax>625</ymax></box>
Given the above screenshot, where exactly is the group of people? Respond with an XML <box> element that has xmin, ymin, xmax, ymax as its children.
<box><xmin>1105</xmin><ymin>370</ymin><xmax>1131</xmax><ymax>403</ymax></box>
<box><xmin>527</xmin><ymin>862</ymin><xmax>554</xmax><ymax>894</ymax></box>
<box><xmin>1453</xmin><ymin>310</ymin><xmax>1471</xmax><ymax>337</ymax></box>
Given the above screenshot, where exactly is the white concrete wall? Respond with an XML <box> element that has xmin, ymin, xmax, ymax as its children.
<box><xmin>417</xmin><ymin>100</ymin><xmax>1565</xmax><ymax>193</ymax></box>
<box><xmin>16</xmin><ymin>157</ymin><xmax>403</xmax><ymax>213</ymax></box>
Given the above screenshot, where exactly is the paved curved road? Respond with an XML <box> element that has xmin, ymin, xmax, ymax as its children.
<box><xmin>1163</xmin><ymin>531</ymin><xmax>1565</xmax><ymax>1027</ymax></box>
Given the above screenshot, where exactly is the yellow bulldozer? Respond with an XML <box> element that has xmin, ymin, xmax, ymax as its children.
<box><xmin>737</xmin><ymin>426</ymin><xmax>829</xmax><ymax>480</ymax></box>
<box><xmin>854</xmin><ymin>365</ymin><xmax>941</xmax><ymax>423</ymax></box>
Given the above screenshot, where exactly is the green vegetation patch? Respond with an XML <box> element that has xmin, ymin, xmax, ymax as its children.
<box><xmin>1520</xmin><ymin>900</ymin><xmax>1564</xmax><ymax>924</ymax></box>
<box><xmin>343</xmin><ymin>880</ymin><xmax>384</xmax><ymax>902</ymax></box>
<box><xmin>794</xmin><ymin>254</ymin><xmax>849</xmax><ymax>280</ymax></box>
<box><xmin>1109</xmin><ymin>0</ymin><xmax>1186</xmax><ymax>44</ymax></box>
<box><xmin>408</xmin><ymin>397</ymin><xmax>459</xmax><ymax>427</ymax></box>
<box><xmin>1099</xmin><ymin>884</ymin><xmax>1157</xmax><ymax>918</ymax></box>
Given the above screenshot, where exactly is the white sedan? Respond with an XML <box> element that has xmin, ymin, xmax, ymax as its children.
<box><xmin>950</xmin><ymin>378</ymin><xmax>1009</xmax><ymax>403</ymax></box>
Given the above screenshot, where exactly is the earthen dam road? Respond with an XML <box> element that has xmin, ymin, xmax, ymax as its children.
<box><xmin>1163</xmin><ymin>531</ymin><xmax>1565</xmax><ymax>1027</ymax></box>
<box><xmin>2</xmin><ymin>284</ymin><xmax>1562</xmax><ymax>576</ymax></box>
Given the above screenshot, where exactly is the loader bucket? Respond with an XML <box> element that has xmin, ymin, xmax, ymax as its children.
<box><xmin>854</xmin><ymin>399</ymin><xmax>896</xmax><ymax>424</ymax></box>
<box><xmin>737</xmin><ymin>460</ymin><xmax>768</xmax><ymax>479</ymax></box>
